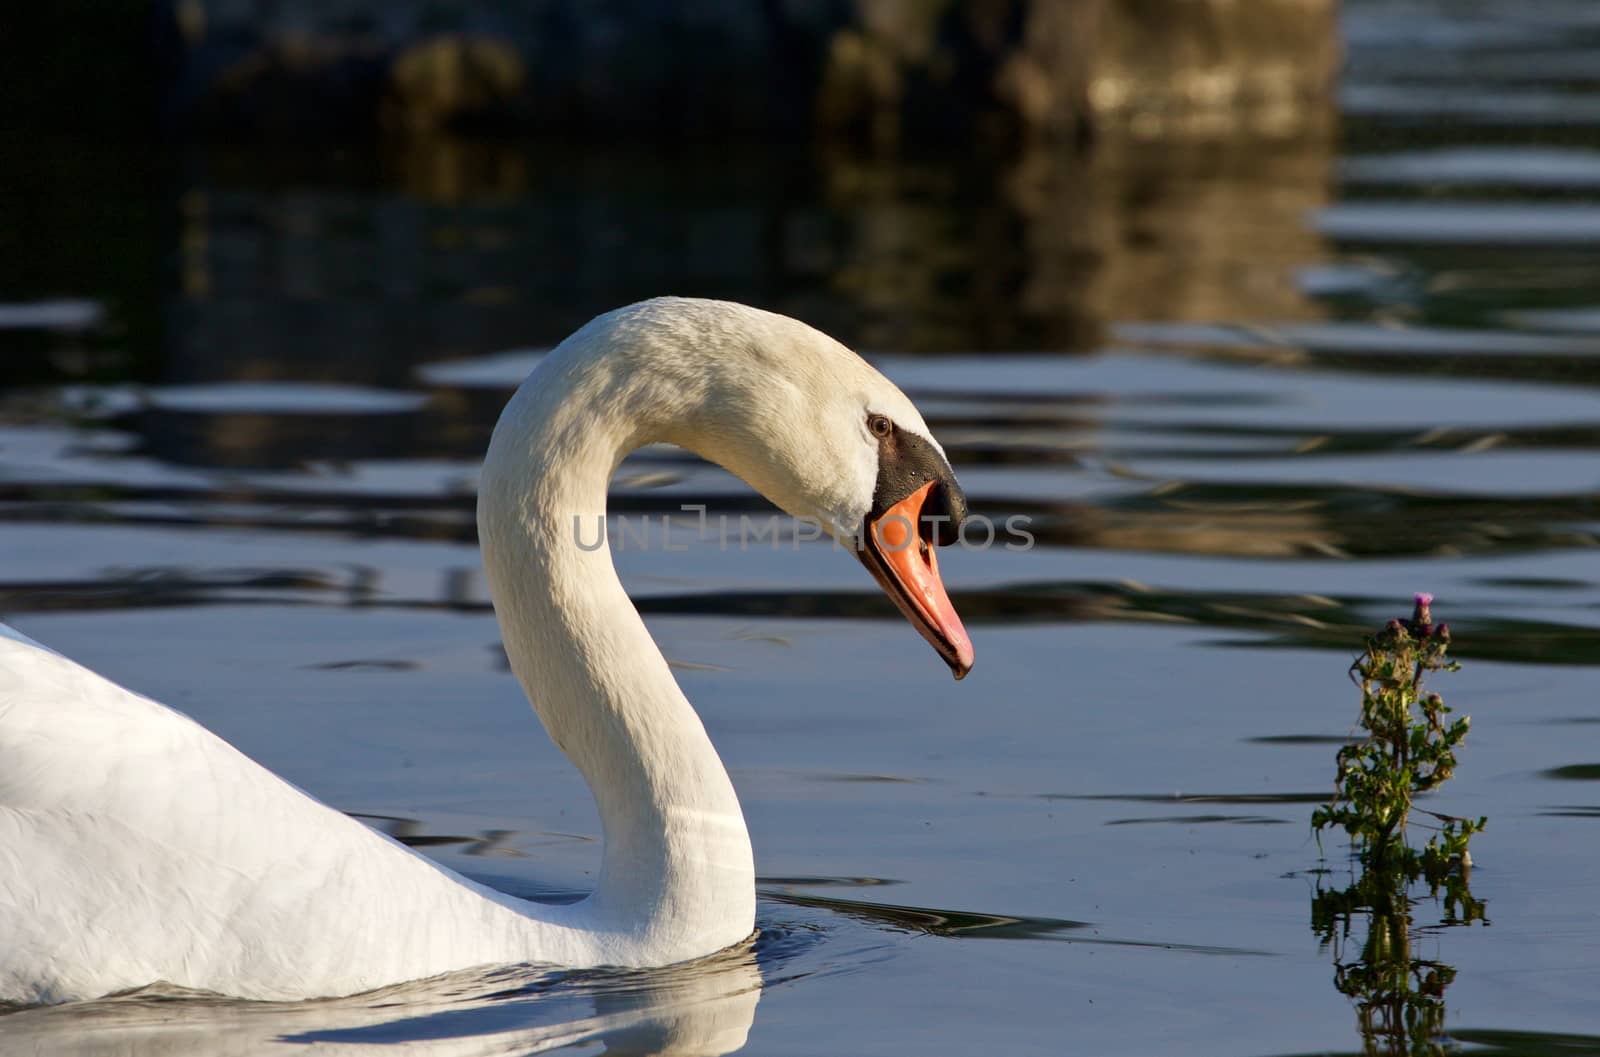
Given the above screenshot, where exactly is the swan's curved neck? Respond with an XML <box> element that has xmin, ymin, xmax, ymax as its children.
<box><xmin>477</xmin><ymin>316</ymin><xmax>758</xmax><ymax>955</ymax></box>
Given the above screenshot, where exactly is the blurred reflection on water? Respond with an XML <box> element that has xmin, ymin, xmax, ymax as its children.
<box><xmin>0</xmin><ymin>129</ymin><xmax>1338</xmax><ymax>495</ymax></box>
<box><xmin>2</xmin><ymin>934</ymin><xmax>768</xmax><ymax>1057</ymax></box>
<box><xmin>0</xmin><ymin>125</ymin><xmax>1333</xmax><ymax>378</ymax></box>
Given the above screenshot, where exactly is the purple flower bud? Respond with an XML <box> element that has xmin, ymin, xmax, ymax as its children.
<box><xmin>1436</xmin><ymin>623</ymin><xmax>1451</xmax><ymax>641</ymax></box>
<box><xmin>1412</xmin><ymin>592</ymin><xmax>1434</xmax><ymax>629</ymax></box>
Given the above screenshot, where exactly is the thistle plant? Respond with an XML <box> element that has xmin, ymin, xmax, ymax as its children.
<box><xmin>1311</xmin><ymin>594</ymin><xmax>1487</xmax><ymax>1057</ymax></box>
<box><xmin>1313</xmin><ymin>593</ymin><xmax>1484</xmax><ymax>877</ymax></box>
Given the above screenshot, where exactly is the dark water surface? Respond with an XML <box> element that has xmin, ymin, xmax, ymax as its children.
<box><xmin>4</xmin><ymin>1</ymin><xmax>1600</xmax><ymax>1053</ymax></box>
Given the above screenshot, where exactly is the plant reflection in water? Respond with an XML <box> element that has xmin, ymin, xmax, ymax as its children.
<box><xmin>1312</xmin><ymin>856</ymin><xmax>1487</xmax><ymax>1057</ymax></box>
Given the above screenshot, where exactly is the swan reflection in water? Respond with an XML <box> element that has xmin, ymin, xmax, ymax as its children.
<box><xmin>0</xmin><ymin>938</ymin><xmax>764</xmax><ymax>1057</ymax></box>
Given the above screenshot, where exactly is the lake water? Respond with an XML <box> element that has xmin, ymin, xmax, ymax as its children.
<box><xmin>4</xmin><ymin>1</ymin><xmax>1600</xmax><ymax>1053</ymax></box>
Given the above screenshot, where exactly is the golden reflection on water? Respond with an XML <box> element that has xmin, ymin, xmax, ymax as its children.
<box><xmin>1061</xmin><ymin>503</ymin><xmax>1336</xmax><ymax>561</ymax></box>
<box><xmin>168</xmin><ymin>121</ymin><xmax>1332</xmax><ymax>361</ymax></box>
<box><xmin>1088</xmin><ymin>134</ymin><xmax>1333</xmax><ymax>327</ymax></box>
<box><xmin>813</xmin><ymin>126</ymin><xmax>1332</xmax><ymax>351</ymax></box>
<box><xmin>151</xmin><ymin>118</ymin><xmax>1335</xmax><ymax>496</ymax></box>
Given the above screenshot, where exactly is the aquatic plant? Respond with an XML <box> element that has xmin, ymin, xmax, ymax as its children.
<box><xmin>1310</xmin><ymin>594</ymin><xmax>1488</xmax><ymax>1057</ymax></box>
<box><xmin>1313</xmin><ymin>593</ymin><xmax>1484</xmax><ymax>877</ymax></box>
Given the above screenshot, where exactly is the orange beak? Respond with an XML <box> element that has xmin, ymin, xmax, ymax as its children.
<box><xmin>857</xmin><ymin>481</ymin><xmax>974</xmax><ymax>680</ymax></box>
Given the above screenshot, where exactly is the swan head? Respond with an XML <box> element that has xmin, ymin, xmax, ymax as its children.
<box><xmin>489</xmin><ymin>298</ymin><xmax>975</xmax><ymax>680</ymax></box>
<box><xmin>624</xmin><ymin>299</ymin><xmax>975</xmax><ymax>679</ymax></box>
<box><xmin>847</xmin><ymin>410</ymin><xmax>974</xmax><ymax>680</ymax></box>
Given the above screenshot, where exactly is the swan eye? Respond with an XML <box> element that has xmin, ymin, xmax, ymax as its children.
<box><xmin>867</xmin><ymin>413</ymin><xmax>893</xmax><ymax>438</ymax></box>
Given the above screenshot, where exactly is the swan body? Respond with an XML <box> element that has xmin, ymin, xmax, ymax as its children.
<box><xmin>0</xmin><ymin>298</ymin><xmax>970</xmax><ymax>1004</ymax></box>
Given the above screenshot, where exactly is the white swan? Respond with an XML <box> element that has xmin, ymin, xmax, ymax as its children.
<box><xmin>0</xmin><ymin>297</ymin><xmax>972</xmax><ymax>1005</ymax></box>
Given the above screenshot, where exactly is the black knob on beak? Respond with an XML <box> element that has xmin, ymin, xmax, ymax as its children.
<box><xmin>921</xmin><ymin>478</ymin><xmax>967</xmax><ymax>547</ymax></box>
